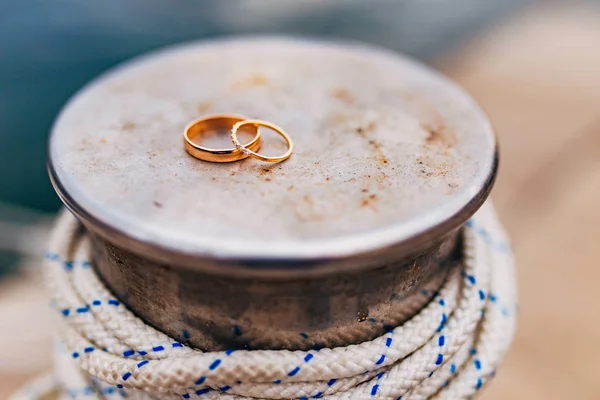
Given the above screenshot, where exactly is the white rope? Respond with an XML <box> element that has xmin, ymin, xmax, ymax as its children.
<box><xmin>9</xmin><ymin>202</ymin><xmax>517</xmax><ymax>400</ymax></box>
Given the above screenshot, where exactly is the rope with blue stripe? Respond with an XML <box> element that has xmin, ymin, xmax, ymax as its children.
<box><xmin>9</xmin><ymin>202</ymin><xmax>516</xmax><ymax>400</ymax></box>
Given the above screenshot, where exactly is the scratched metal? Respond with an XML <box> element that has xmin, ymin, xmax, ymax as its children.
<box><xmin>48</xmin><ymin>37</ymin><xmax>497</xmax><ymax>350</ymax></box>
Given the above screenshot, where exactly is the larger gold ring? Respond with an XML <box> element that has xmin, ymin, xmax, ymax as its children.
<box><xmin>184</xmin><ymin>114</ymin><xmax>261</xmax><ymax>163</ymax></box>
<box><xmin>230</xmin><ymin>120</ymin><xmax>293</xmax><ymax>163</ymax></box>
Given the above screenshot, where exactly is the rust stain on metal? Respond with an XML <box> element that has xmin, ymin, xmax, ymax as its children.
<box><xmin>331</xmin><ymin>87</ymin><xmax>355</xmax><ymax>104</ymax></box>
<box><xmin>360</xmin><ymin>193</ymin><xmax>378</xmax><ymax>208</ymax></box>
<box><xmin>330</xmin><ymin>112</ymin><xmax>349</xmax><ymax>126</ymax></box>
<box><xmin>122</xmin><ymin>121</ymin><xmax>136</xmax><ymax>131</ymax></box>
<box><xmin>355</xmin><ymin>122</ymin><xmax>390</xmax><ymax>166</ymax></box>
<box><xmin>294</xmin><ymin>197</ymin><xmax>326</xmax><ymax>223</ymax></box>
<box><xmin>408</xmin><ymin>261</ymin><xmax>418</xmax><ymax>274</ymax></box>
<box><xmin>355</xmin><ymin>121</ymin><xmax>377</xmax><ymax>137</ymax></box>
<box><xmin>368</xmin><ymin>139</ymin><xmax>381</xmax><ymax>150</ymax></box>
<box><xmin>422</xmin><ymin>122</ymin><xmax>457</xmax><ymax>150</ymax></box>
<box><xmin>416</xmin><ymin>155</ymin><xmax>452</xmax><ymax>179</ymax></box>
<box><xmin>196</xmin><ymin>101</ymin><xmax>213</xmax><ymax>113</ymax></box>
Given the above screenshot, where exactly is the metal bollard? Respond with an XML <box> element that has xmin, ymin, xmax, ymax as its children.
<box><xmin>48</xmin><ymin>37</ymin><xmax>497</xmax><ymax>351</ymax></box>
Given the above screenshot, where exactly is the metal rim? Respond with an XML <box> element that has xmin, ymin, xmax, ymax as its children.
<box><xmin>47</xmin><ymin>150</ymin><xmax>496</xmax><ymax>277</ymax></box>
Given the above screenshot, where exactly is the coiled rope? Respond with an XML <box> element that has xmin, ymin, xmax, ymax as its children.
<box><xmin>10</xmin><ymin>202</ymin><xmax>517</xmax><ymax>400</ymax></box>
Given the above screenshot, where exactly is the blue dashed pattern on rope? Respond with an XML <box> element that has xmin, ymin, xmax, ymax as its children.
<box><xmin>123</xmin><ymin>350</ymin><xmax>135</xmax><ymax>357</ymax></box>
<box><xmin>59</xmin><ymin>299</ymin><xmax>120</xmax><ymax>319</ymax></box>
<box><xmin>195</xmin><ymin>377</ymin><xmax>206</xmax><ymax>386</ymax></box>
<box><xmin>9</xmin><ymin>204</ymin><xmax>516</xmax><ymax>400</ymax></box>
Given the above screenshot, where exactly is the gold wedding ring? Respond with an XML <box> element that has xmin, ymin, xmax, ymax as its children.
<box><xmin>184</xmin><ymin>114</ymin><xmax>261</xmax><ymax>163</ymax></box>
<box><xmin>230</xmin><ymin>120</ymin><xmax>293</xmax><ymax>163</ymax></box>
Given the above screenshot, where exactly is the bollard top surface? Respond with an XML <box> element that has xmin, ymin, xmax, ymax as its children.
<box><xmin>48</xmin><ymin>37</ymin><xmax>496</xmax><ymax>269</ymax></box>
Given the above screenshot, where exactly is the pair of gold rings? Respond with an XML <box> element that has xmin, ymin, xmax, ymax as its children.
<box><xmin>184</xmin><ymin>114</ymin><xmax>293</xmax><ymax>163</ymax></box>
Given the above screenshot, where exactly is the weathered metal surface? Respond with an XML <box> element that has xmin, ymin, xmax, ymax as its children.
<box><xmin>91</xmin><ymin>230</ymin><xmax>462</xmax><ymax>351</ymax></box>
<box><xmin>48</xmin><ymin>37</ymin><xmax>497</xmax><ymax>350</ymax></box>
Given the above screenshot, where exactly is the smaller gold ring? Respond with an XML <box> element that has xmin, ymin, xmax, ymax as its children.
<box><xmin>230</xmin><ymin>120</ymin><xmax>293</xmax><ymax>163</ymax></box>
<box><xmin>184</xmin><ymin>114</ymin><xmax>261</xmax><ymax>163</ymax></box>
